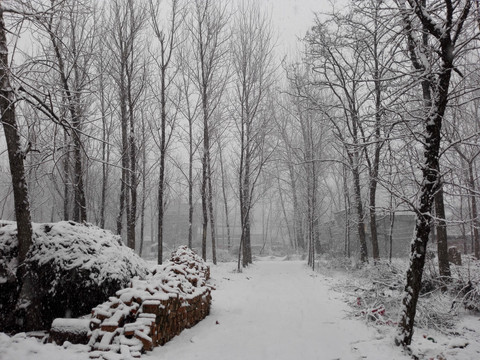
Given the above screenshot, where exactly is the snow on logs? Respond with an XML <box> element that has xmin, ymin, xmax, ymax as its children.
<box><xmin>84</xmin><ymin>246</ymin><xmax>212</xmax><ymax>358</ymax></box>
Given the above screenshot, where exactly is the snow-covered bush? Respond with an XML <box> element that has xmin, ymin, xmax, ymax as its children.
<box><xmin>0</xmin><ymin>221</ymin><xmax>149</xmax><ymax>332</ymax></box>
<box><xmin>325</xmin><ymin>257</ymin><xmax>477</xmax><ymax>334</ymax></box>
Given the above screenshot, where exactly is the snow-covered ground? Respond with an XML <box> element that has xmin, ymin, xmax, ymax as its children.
<box><xmin>1</xmin><ymin>258</ymin><xmax>479</xmax><ymax>359</ymax></box>
<box><xmin>146</xmin><ymin>259</ymin><xmax>410</xmax><ymax>360</ymax></box>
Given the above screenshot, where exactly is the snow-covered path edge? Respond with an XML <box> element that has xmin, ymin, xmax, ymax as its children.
<box><xmin>146</xmin><ymin>260</ymin><xmax>410</xmax><ymax>360</ymax></box>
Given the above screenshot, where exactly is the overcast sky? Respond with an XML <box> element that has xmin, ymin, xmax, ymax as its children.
<box><xmin>263</xmin><ymin>0</ymin><xmax>346</xmax><ymax>58</ymax></box>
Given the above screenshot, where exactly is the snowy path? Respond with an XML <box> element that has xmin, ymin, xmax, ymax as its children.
<box><xmin>147</xmin><ymin>260</ymin><xmax>408</xmax><ymax>360</ymax></box>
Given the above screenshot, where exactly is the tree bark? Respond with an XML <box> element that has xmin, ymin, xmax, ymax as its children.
<box><xmin>116</xmin><ymin>71</ymin><xmax>129</xmax><ymax>236</ymax></box>
<box><xmin>188</xmin><ymin>114</ymin><xmax>194</xmax><ymax>249</ymax></box>
<box><xmin>100</xmin><ymin>77</ymin><xmax>108</xmax><ymax>229</ymax></box>
<box><xmin>201</xmin><ymin>95</ymin><xmax>209</xmax><ymax>261</ymax></box>
<box><xmin>127</xmin><ymin>68</ymin><xmax>137</xmax><ymax>251</ymax></box>
<box><xmin>0</xmin><ymin>6</ymin><xmax>33</xmax><ymax>266</ymax></box>
<box><xmin>207</xmin><ymin>153</ymin><xmax>217</xmax><ymax>264</ymax></box>
<box><xmin>219</xmin><ymin>141</ymin><xmax>232</xmax><ymax>251</ymax></box>
<box><xmin>435</xmin><ymin>185</ymin><xmax>451</xmax><ymax>278</ymax></box>
<box><xmin>0</xmin><ymin>5</ymin><xmax>39</xmax><ymax>330</ymax></box>
<box><xmin>63</xmin><ymin>130</ymin><xmax>70</xmax><ymax>221</ymax></box>
<box><xmin>467</xmin><ymin>161</ymin><xmax>480</xmax><ymax>258</ymax></box>
<box><xmin>352</xmin><ymin>165</ymin><xmax>368</xmax><ymax>263</ymax></box>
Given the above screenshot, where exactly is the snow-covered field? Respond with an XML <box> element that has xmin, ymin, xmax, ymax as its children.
<box><xmin>1</xmin><ymin>258</ymin><xmax>480</xmax><ymax>360</ymax></box>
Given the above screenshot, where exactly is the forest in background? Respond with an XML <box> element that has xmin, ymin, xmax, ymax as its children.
<box><xmin>0</xmin><ymin>0</ymin><xmax>478</xmax><ymax>264</ymax></box>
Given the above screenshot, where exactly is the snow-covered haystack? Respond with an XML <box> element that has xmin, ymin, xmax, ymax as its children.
<box><xmin>87</xmin><ymin>246</ymin><xmax>212</xmax><ymax>358</ymax></box>
<box><xmin>0</xmin><ymin>221</ymin><xmax>149</xmax><ymax>332</ymax></box>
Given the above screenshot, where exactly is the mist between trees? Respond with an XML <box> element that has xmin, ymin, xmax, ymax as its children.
<box><xmin>0</xmin><ymin>0</ymin><xmax>479</xmax><ymax>348</ymax></box>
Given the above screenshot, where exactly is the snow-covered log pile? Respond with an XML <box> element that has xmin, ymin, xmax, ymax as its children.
<box><xmin>87</xmin><ymin>246</ymin><xmax>212</xmax><ymax>358</ymax></box>
<box><xmin>0</xmin><ymin>221</ymin><xmax>149</xmax><ymax>332</ymax></box>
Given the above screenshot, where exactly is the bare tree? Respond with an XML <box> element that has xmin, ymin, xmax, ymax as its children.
<box><xmin>394</xmin><ymin>0</ymin><xmax>474</xmax><ymax>347</ymax></box>
<box><xmin>150</xmin><ymin>0</ymin><xmax>182</xmax><ymax>264</ymax></box>
<box><xmin>231</xmin><ymin>0</ymin><xmax>276</xmax><ymax>268</ymax></box>
<box><xmin>189</xmin><ymin>0</ymin><xmax>230</xmax><ymax>263</ymax></box>
<box><xmin>94</xmin><ymin>6</ymin><xmax>114</xmax><ymax>229</ymax></box>
<box><xmin>40</xmin><ymin>0</ymin><xmax>96</xmax><ymax>223</ymax></box>
<box><xmin>175</xmin><ymin>42</ymin><xmax>202</xmax><ymax>250</ymax></box>
<box><xmin>305</xmin><ymin>20</ymin><xmax>370</xmax><ymax>263</ymax></box>
<box><xmin>107</xmin><ymin>0</ymin><xmax>147</xmax><ymax>250</ymax></box>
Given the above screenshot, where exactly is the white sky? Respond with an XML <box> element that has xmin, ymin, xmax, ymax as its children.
<box><xmin>262</xmin><ymin>0</ymin><xmax>346</xmax><ymax>58</ymax></box>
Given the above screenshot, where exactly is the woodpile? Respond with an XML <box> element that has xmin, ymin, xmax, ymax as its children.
<box><xmin>51</xmin><ymin>246</ymin><xmax>212</xmax><ymax>359</ymax></box>
<box><xmin>50</xmin><ymin>318</ymin><xmax>91</xmax><ymax>345</ymax></box>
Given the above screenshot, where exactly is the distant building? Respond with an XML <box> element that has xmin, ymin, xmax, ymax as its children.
<box><xmin>320</xmin><ymin>208</ymin><xmax>473</xmax><ymax>259</ymax></box>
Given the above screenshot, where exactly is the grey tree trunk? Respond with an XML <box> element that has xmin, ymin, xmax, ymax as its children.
<box><xmin>188</xmin><ymin>112</ymin><xmax>194</xmax><ymax>249</ymax></box>
<box><xmin>435</xmin><ymin>186</ymin><xmax>451</xmax><ymax>278</ymax></box>
<box><xmin>127</xmin><ymin>67</ymin><xmax>137</xmax><ymax>251</ymax></box>
<box><xmin>63</xmin><ymin>130</ymin><xmax>70</xmax><ymax>221</ymax></box>
<box><xmin>100</xmin><ymin>77</ymin><xmax>109</xmax><ymax>229</ymax></box>
<box><xmin>467</xmin><ymin>161</ymin><xmax>480</xmax><ymax>258</ymax></box>
<box><xmin>201</xmin><ymin>94</ymin><xmax>209</xmax><ymax>261</ymax></box>
<box><xmin>207</xmin><ymin>151</ymin><xmax>217</xmax><ymax>264</ymax></box>
<box><xmin>288</xmin><ymin>164</ymin><xmax>304</xmax><ymax>251</ymax></box>
<box><xmin>219</xmin><ymin>142</ymin><xmax>232</xmax><ymax>251</ymax></box>
<box><xmin>352</xmin><ymin>165</ymin><xmax>368</xmax><ymax>263</ymax></box>
<box><xmin>116</xmin><ymin>72</ymin><xmax>129</xmax><ymax>236</ymax></box>
<box><xmin>0</xmin><ymin>5</ymin><xmax>38</xmax><ymax>330</ymax></box>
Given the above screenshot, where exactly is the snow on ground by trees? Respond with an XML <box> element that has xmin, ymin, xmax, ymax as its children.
<box><xmin>1</xmin><ymin>257</ymin><xmax>480</xmax><ymax>359</ymax></box>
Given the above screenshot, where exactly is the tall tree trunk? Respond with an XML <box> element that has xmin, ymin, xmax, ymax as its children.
<box><xmin>219</xmin><ymin>142</ymin><xmax>231</xmax><ymax>251</ymax></box>
<box><xmin>99</xmin><ymin>58</ymin><xmax>109</xmax><ymax>229</ymax></box>
<box><xmin>139</xmin><ymin>195</ymin><xmax>145</xmax><ymax>256</ymax></box>
<box><xmin>117</xmin><ymin>74</ymin><xmax>129</xmax><ymax>236</ymax></box>
<box><xmin>352</xmin><ymin>165</ymin><xmax>368</xmax><ymax>263</ymax></box>
<box><xmin>395</xmin><ymin>0</ymin><xmax>464</xmax><ymax>341</ymax></box>
<box><xmin>1</xmin><ymin>6</ymin><xmax>38</xmax><ymax>330</ymax></box>
<box><xmin>0</xmin><ymin>9</ymin><xmax>32</xmax><ymax>265</ymax></box>
<box><xmin>242</xmin><ymin>142</ymin><xmax>252</xmax><ymax>267</ymax></box>
<box><xmin>369</xmin><ymin>184</ymin><xmax>379</xmax><ymax>262</ymax></box>
<box><xmin>288</xmin><ymin>163</ymin><xmax>304</xmax><ymax>251</ymax></box>
<box><xmin>157</xmin><ymin>78</ymin><xmax>166</xmax><ymax>263</ymax></box>
<box><xmin>435</xmin><ymin>185</ymin><xmax>451</xmax><ymax>278</ymax></box>
<box><xmin>207</xmin><ymin>154</ymin><xmax>217</xmax><ymax>264</ymax></box>
<box><xmin>368</xmin><ymin>0</ymin><xmax>383</xmax><ymax>263</ymax></box>
<box><xmin>277</xmin><ymin>173</ymin><xmax>294</xmax><ymax>250</ymax></box>
<box><xmin>188</xmin><ymin>122</ymin><xmax>194</xmax><ymax>249</ymax></box>
<box><xmin>139</xmin><ymin>110</ymin><xmax>147</xmax><ymax>257</ymax></box>
<box><xmin>100</xmin><ymin>113</ymin><xmax>108</xmax><ymax>229</ymax></box>
<box><xmin>201</xmin><ymin>111</ymin><xmax>209</xmax><ymax>261</ymax></box>
<box><xmin>72</xmin><ymin>121</ymin><xmax>86</xmax><ymax>223</ymax></box>
<box><xmin>63</xmin><ymin>130</ymin><xmax>70</xmax><ymax>221</ymax></box>
<box><xmin>467</xmin><ymin>161</ymin><xmax>480</xmax><ymax>258</ymax></box>
<box><xmin>127</xmin><ymin>84</ymin><xmax>137</xmax><ymax>250</ymax></box>
<box><xmin>343</xmin><ymin>164</ymin><xmax>351</xmax><ymax>258</ymax></box>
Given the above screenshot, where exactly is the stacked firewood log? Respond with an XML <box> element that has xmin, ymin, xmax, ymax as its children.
<box><xmin>51</xmin><ymin>246</ymin><xmax>212</xmax><ymax>359</ymax></box>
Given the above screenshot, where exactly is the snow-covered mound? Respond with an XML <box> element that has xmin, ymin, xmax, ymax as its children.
<box><xmin>0</xmin><ymin>221</ymin><xmax>149</xmax><ymax>332</ymax></box>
